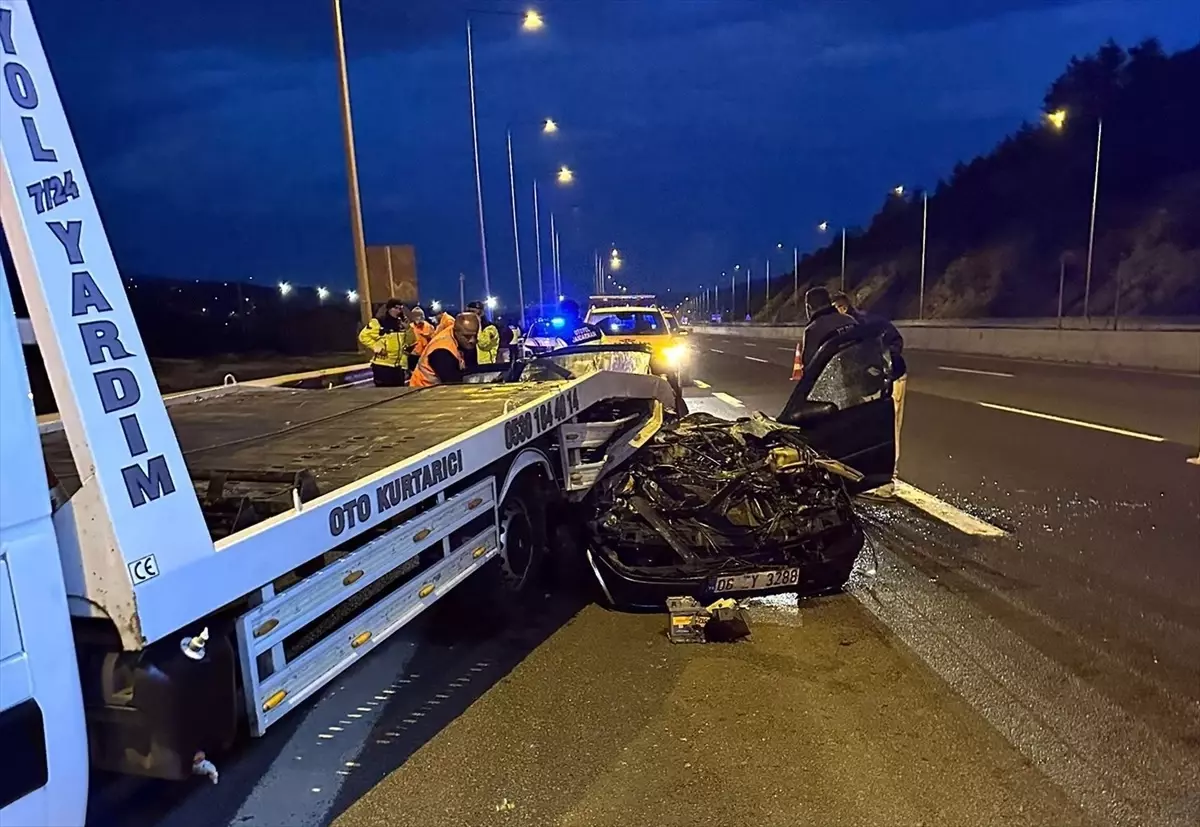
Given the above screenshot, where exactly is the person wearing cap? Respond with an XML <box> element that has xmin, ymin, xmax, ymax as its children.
<box><xmin>466</xmin><ymin>300</ymin><xmax>501</xmax><ymax>365</ymax></box>
<box><xmin>403</xmin><ymin>306</ymin><xmax>435</xmax><ymax>372</ymax></box>
<box><xmin>832</xmin><ymin>290</ymin><xmax>906</xmax><ymax>497</ymax></box>
<box><xmin>358</xmin><ymin>298</ymin><xmax>408</xmax><ymax>387</ymax></box>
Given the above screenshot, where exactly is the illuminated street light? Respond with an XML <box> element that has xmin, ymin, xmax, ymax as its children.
<box><xmin>818</xmin><ymin>221</ymin><xmax>829</xmax><ymax>232</ymax></box>
<box><xmin>347</xmin><ymin>289</ymin><xmax>359</xmax><ymax>303</ymax></box>
<box><xmin>521</xmin><ymin>9</ymin><xmax>545</xmax><ymax>31</ymax></box>
<box><xmin>278</xmin><ymin>282</ymin><xmax>292</xmax><ymax>297</ymax></box>
<box><xmin>543</xmin><ymin>117</ymin><xmax>559</xmax><ymax>134</ymax></box>
<box><xmin>558</xmin><ymin>293</ymin><xmax>565</xmax><ymax>302</ymax></box>
<box><xmin>734</xmin><ymin>264</ymin><xmax>741</xmax><ymax>271</ymax></box>
<box><xmin>1043</xmin><ymin>106</ymin><xmax>1102</xmax><ymax>317</ymax></box>
<box><xmin>1045</xmin><ymin>108</ymin><xmax>1067</xmax><ymax>131</ymax></box>
<box><xmin>317</xmin><ymin>286</ymin><xmax>330</xmax><ymax>301</ymax></box>
<box><xmin>485</xmin><ymin>295</ymin><xmax>498</xmax><ymax>310</ymax></box>
<box><xmin>892</xmin><ymin>185</ymin><xmax>905</xmax><ymax>197</ymax></box>
<box><xmin>776</xmin><ymin>242</ymin><xmax>784</xmax><ymax>250</ymax></box>
<box><xmin>610</xmin><ymin>256</ymin><xmax>623</xmax><ymax>271</ymax></box>
<box><xmin>431</xmin><ymin>299</ymin><xmax>442</xmax><ymax>312</ymax></box>
<box><xmin>556</xmin><ymin>165</ymin><xmax>574</xmax><ymax>184</ymax></box>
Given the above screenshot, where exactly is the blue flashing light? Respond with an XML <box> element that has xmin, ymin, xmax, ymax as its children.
<box><xmin>550</xmin><ymin>316</ymin><xmax>566</xmax><ymax>329</ymax></box>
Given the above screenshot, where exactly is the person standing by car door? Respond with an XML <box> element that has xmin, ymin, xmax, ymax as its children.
<box><xmin>797</xmin><ymin>287</ymin><xmax>857</xmax><ymax>380</ymax></box>
<box><xmin>832</xmin><ymin>290</ymin><xmax>906</xmax><ymax>497</ymax></box>
<box><xmin>358</xmin><ymin>299</ymin><xmax>408</xmax><ymax>387</ymax></box>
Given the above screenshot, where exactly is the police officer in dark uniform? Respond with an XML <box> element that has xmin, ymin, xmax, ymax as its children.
<box><xmin>555</xmin><ymin>298</ymin><xmax>604</xmax><ymax>347</ymax></box>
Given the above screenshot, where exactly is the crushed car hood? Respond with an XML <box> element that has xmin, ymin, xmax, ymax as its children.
<box><xmin>586</xmin><ymin>412</ymin><xmax>865</xmax><ymax>607</ymax></box>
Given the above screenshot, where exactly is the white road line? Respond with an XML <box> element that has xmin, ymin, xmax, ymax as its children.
<box><xmin>744</xmin><ymin>342</ymin><xmax>757</xmax><ymax>347</ymax></box>
<box><xmin>710</xmin><ymin>348</ymin><xmax>725</xmax><ymax>354</ymax></box>
<box><xmin>938</xmin><ymin>366</ymin><xmax>1014</xmax><ymax>378</ymax></box>
<box><xmin>978</xmin><ymin>402</ymin><xmax>1165</xmax><ymax>443</ymax></box>
<box><xmin>776</xmin><ymin>346</ymin><xmax>794</xmax><ymax>352</ymax></box>
<box><xmin>693</xmin><ymin>379</ymin><xmax>711</xmax><ymax>389</ymax></box>
<box><xmin>713</xmin><ymin>392</ymin><xmax>744</xmax><ymax>407</ymax></box>
<box><xmin>893</xmin><ymin>481</ymin><xmax>1008</xmax><ymax>537</ymax></box>
<box><xmin>745</xmin><ymin>356</ymin><xmax>769</xmax><ymax>363</ymax></box>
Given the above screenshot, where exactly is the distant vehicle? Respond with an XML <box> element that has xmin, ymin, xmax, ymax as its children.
<box><xmin>585</xmin><ymin>300</ymin><xmax>693</xmax><ymax>388</ymax></box>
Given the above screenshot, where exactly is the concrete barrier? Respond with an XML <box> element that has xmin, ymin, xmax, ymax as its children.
<box><xmin>694</xmin><ymin>322</ymin><xmax>1200</xmax><ymax>375</ymax></box>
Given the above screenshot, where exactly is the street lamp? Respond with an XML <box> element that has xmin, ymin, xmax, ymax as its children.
<box><xmin>485</xmin><ymin>295</ymin><xmax>498</xmax><ymax>311</ymax></box>
<box><xmin>542</xmin><ymin>117</ymin><xmax>558</xmax><ymax>134</ymax></box>
<box><xmin>431</xmin><ymin>299</ymin><xmax>442</xmax><ymax>313</ymax></box>
<box><xmin>819</xmin><ymin>220</ymin><xmax>848</xmax><ymax>292</ymax></box>
<box><xmin>556</xmin><ymin>165</ymin><xmax>574</xmax><ymax>184</ymax></box>
<box><xmin>347</xmin><ymin>289</ymin><xmax>358</xmax><ymax>303</ymax></box>
<box><xmin>892</xmin><ymin>185</ymin><xmax>905</xmax><ymax>197</ymax></box>
<box><xmin>317</xmin><ymin>286</ymin><xmax>330</xmax><ymax>301</ymax></box>
<box><xmin>466</xmin><ymin>8</ymin><xmax>545</xmax><ymax>302</ymax></box>
<box><xmin>331</xmin><ymin>0</ymin><xmax>371</xmax><ymax>325</ymax></box>
<box><xmin>278</xmin><ymin>282</ymin><xmax>292</xmax><ymax>297</ymax></box>
<box><xmin>1044</xmin><ymin>107</ymin><xmax>1103</xmax><ymax>319</ymax></box>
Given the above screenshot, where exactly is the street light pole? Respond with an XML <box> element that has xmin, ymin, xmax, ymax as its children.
<box><xmin>765</xmin><ymin>259</ymin><xmax>771</xmax><ymax>305</ymax></box>
<box><xmin>840</xmin><ymin>228</ymin><xmax>847</xmax><ymax>292</ymax></box>
<box><xmin>331</xmin><ymin>0</ymin><xmax>371</xmax><ymax>326</ymax></box>
<box><xmin>532</xmin><ymin>180</ymin><xmax>543</xmax><ymax>312</ymax></box>
<box><xmin>1084</xmin><ymin>117</ymin><xmax>1103</xmax><ymax>320</ymax></box>
<box><xmin>919</xmin><ymin>191</ymin><xmax>928</xmax><ymax>320</ymax></box>
<box><xmin>549</xmin><ymin>212</ymin><xmax>558</xmax><ymax>297</ymax></box>
<box><xmin>553</xmin><ymin>230</ymin><xmax>561</xmax><ymax>297</ymax></box>
<box><xmin>465</xmin><ymin>19</ymin><xmax>491</xmax><ymax>299</ymax></box>
<box><xmin>745</xmin><ymin>266</ymin><xmax>751</xmax><ymax>319</ymax></box>
<box><xmin>458</xmin><ymin>272</ymin><xmax>466</xmax><ymax>311</ymax></box>
<box><xmin>506</xmin><ymin>130</ymin><xmax>525</xmax><ymax>328</ymax></box>
<box><xmin>793</xmin><ymin>246</ymin><xmax>798</xmax><ymax>307</ymax></box>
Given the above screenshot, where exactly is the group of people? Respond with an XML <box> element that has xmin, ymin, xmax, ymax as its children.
<box><xmin>358</xmin><ymin>299</ymin><xmax>510</xmax><ymax>389</ymax></box>
<box><xmin>796</xmin><ymin>286</ymin><xmax>907</xmax><ymax>498</ymax></box>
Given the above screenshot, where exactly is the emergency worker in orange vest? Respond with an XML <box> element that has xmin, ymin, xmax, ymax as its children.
<box><xmin>409</xmin><ymin>313</ymin><xmax>480</xmax><ymax>388</ymax></box>
<box><xmin>403</xmin><ymin>306</ymin><xmax>435</xmax><ymax>372</ymax></box>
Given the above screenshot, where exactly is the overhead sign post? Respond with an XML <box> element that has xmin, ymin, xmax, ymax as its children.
<box><xmin>0</xmin><ymin>0</ymin><xmax>214</xmax><ymax>647</ymax></box>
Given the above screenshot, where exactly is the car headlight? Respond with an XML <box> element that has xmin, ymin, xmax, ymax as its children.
<box><xmin>661</xmin><ymin>343</ymin><xmax>690</xmax><ymax>368</ymax></box>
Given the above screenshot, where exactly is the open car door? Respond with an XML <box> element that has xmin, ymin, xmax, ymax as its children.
<box><xmin>775</xmin><ymin>322</ymin><xmax>896</xmax><ymax>494</ymax></box>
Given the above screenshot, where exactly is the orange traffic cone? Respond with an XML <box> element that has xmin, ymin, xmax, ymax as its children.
<box><xmin>790</xmin><ymin>343</ymin><xmax>802</xmax><ymax>381</ymax></box>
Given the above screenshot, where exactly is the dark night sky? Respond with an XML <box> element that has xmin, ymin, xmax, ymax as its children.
<box><xmin>31</xmin><ymin>0</ymin><xmax>1200</xmax><ymax>309</ymax></box>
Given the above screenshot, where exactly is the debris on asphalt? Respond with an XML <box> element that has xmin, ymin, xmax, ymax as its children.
<box><xmin>666</xmin><ymin>596</ymin><xmax>709</xmax><ymax>644</ymax></box>
<box><xmin>666</xmin><ymin>596</ymin><xmax>752</xmax><ymax>643</ymax></box>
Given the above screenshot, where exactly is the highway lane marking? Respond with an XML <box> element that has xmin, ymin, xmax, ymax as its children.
<box><xmin>745</xmin><ymin>356</ymin><xmax>770</xmax><ymax>363</ymax></box>
<box><xmin>776</xmin><ymin>346</ymin><xmax>794</xmax><ymax>352</ymax></box>
<box><xmin>693</xmin><ymin>379</ymin><xmax>711</xmax><ymax>389</ymax></box>
<box><xmin>893</xmin><ymin>481</ymin><xmax>1008</xmax><ymax>537</ymax></box>
<box><xmin>744</xmin><ymin>342</ymin><xmax>757</xmax><ymax>346</ymax></box>
<box><xmin>977</xmin><ymin>402</ymin><xmax>1166</xmax><ymax>443</ymax></box>
<box><xmin>710</xmin><ymin>348</ymin><xmax>725</xmax><ymax>354</ymax></box>
<box><xmin>713</xmin><ymin>392</ymin><xmax>744</xmax><ymax>407</ymax></box>
<box><xmin>938</xmin><ymin>366</ymin><xmax>1014</xmax><ymax>378</ymax></box>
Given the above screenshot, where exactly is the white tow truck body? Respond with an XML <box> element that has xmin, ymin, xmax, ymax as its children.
<box><xmin>0</xmin><ymin>2</ymin><xmax>672</xmax><ymax>821</ymax></box>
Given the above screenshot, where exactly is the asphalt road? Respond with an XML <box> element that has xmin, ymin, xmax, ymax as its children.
<box><xmin>91</xmin><ymin>343</ymin><xmax>1200</xmax><ymax>827</ymax></box>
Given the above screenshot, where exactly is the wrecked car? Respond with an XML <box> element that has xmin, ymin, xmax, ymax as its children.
<box><xmin>581</xmin><ymin>323</ymin><xmax>897</xmax><ymax>608</ymax></box>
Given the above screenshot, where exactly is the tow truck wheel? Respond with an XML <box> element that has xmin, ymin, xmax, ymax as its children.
<box><xmin>497</xmin><ymin>486</ymin><xmax>544</xmax><ymax>594</ymax></box>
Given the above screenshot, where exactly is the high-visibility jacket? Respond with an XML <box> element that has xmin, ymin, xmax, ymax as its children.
<box><xmin>410</xmin><ymin>326</ymin><xmax>465</xmax><ymax>388</ymax></box>
<box><xmin>436</xmin><ymin>313</ymin><xmax>454</xmax><ymax>333</ymax></box>
<box><xmin>477</xmin><ymin>322</ymin><xmax>500</xmax><ymax>365</ymax></box>
<box><xmin>358</xmin><ymin>318</ymin><xmax>406</xmax><ymax>368</ymax></box>
<box><xmin>404</xmin><ymin>320</ymin><xmax>435</xmax><ymax>356</ymax></box>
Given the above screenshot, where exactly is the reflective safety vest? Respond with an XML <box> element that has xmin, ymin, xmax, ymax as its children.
<box><xmin>358</xmin><ymin>318</ymin><xmax>406</xmax><ymax>368</ymax></box>
<box><xmin>406</xmin><ymin>320</ymin><xmax>434</xmax><ymax>356</ymax></box>
<box><xmin>477</xmin><ymin>323</ymin><xmax>500</xmax><ymax>365</ymax></box>
<box><xmin>409</xmin><ymin>326</ymin><xmax>465</xmax><ymax>388</ymax></box>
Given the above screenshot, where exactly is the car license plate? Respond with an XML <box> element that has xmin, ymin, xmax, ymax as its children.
<box><xmin>711</xmin><ymin>568</ymin><xmax>800</xmax><ymax>594</ymax></box>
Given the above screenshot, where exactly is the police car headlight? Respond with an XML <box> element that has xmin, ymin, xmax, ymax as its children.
<box><xmin>662</xmin><ymin>344</ymin><xmax>689</xmax><ymax>368</ymax></box>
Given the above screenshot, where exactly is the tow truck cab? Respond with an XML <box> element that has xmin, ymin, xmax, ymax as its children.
<box><xmin>0</xmin><ymin>262</ymin><xmax>89</xmax><ymax>826</ymax></box>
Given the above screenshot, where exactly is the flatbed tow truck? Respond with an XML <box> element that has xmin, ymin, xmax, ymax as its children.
<box><xmin>0</xmin><ymin>3</ymin><xmax>674</xmax><ymax>824</ymax></box>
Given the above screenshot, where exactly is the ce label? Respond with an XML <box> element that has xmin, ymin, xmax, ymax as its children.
<box><xmin>128</xmin><ymin>554</ymin><xmax>160</xmax><ymax>584</ymax></box>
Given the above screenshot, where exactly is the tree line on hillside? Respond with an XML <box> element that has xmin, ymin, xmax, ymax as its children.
<box><xmin>750</xmin><ymin>38</ymin><xmax>1200</xmax><ymax>322</ymax></box>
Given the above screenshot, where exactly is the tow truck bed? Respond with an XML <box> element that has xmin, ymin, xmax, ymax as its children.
<box><xmin>41</xmin><ymin>382</ymin><xmax>562</xmax><ymax>540</ymax></box>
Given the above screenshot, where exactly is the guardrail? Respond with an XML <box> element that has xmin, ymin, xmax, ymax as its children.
<box><xmin>692</xmin><ymin>319</ymin><xmax>1200</xmax><ymax>375</ymax></box>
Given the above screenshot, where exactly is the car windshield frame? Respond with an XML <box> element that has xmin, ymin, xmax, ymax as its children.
<box><xmin>587</xmin><ymin>309</ymin><xmax>669</xmax><ymax>336</ymax></box>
